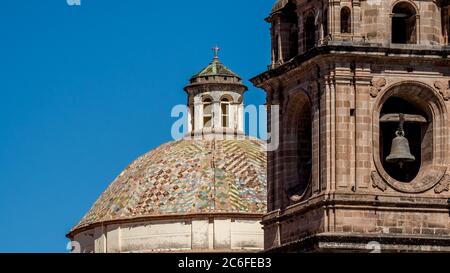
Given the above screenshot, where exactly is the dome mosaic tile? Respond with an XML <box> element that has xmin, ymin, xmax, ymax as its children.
<box><xmin>71</xmin><ymin>138</ymin><xmax>267</xmax><ymax>232</ymax></box>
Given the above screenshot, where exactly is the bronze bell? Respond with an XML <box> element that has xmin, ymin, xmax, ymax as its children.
<box><xmin>386</xmin><ymin>114</ymin><xmax>415</xmax><ymax>168</ymax></box>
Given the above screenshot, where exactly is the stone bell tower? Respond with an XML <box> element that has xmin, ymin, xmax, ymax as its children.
<box><xmin>251</xmin><ymin>0</ymin><xmax>450</xmax><ymax>252</ymax></box>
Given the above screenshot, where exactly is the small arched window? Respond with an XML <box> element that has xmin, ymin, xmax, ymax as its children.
<box><xmin>392</xmin><ymin>2</ymin><xmax>417</xmax><ymax>44</ymax></box>
<box><xmin>340</xmin><ymin>7</ymin><xmax>351</xmax><ymax>34</ymax></box>
<box><xmin>221</xmin><ymin>97</ymin><xmax>231</xmax><ymax>128</ymax></box>
<box><xmin>304</xmin><ymin>12</ymin><xmax>316</xmax><ymax>51</ymax></box>
<box><xmin>447</xmin><ymin>15</ymin><xmax>450</xmax><ymax>44</ymax></box>
<box><xmin>323</xmin><ymin>9</ymin><xmax>329</xmax><ymax>38</ymax></box>
<box><xmin>203</xmin><ymin>97</ymin><xmax>213</xmax><ymax>128</ymax></box>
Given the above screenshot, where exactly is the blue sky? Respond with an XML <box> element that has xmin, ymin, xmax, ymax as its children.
<box><xmin>0</xmin><ymin>0</ymin><xmax>273</xmax><ymax>252</ymax></box>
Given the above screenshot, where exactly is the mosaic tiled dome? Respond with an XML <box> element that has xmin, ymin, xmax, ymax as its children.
<box><xmin>71</xmin><ymin>138</ymin><xmax>267</xmax><ymax>232</ymax></box>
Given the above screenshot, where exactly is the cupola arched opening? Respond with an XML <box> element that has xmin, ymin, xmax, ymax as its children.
<box><xmin>220</xmin><ymin>97</ymin><xmax>231</xmax><ymax>128</ymax></box>
<box><xmin>203</xmin><ymin>97</ymin><xmax>213</xmax><ymax>128</ymax></box>
<box><xmin>392</xmin><ymin>2</ymin><xmax>417</xmax><ymax>44</ymax></box>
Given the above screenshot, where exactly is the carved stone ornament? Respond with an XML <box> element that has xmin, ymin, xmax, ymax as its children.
<box><xmin>371</xmin><ymin>171</ymin><xmax>388</xmax><ymax>192</ymax></box>
<box><xmin>435</xmin><ymin>174</ymin><xmax>450</xmax><ymax>194</ymax></box>
<box><xmin>434</xmin><ymin>81</ymin><xmax>450</xmax><ymax>101</ymax></box>
<box><xmin>370</xmin><ymin>78</ymin><xmax>387</xmax><ymax>98</ymax></box>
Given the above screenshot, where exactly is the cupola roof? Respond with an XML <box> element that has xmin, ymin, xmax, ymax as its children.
<box><xmin>190</xmin><ymin>46</ymin><xmax>241</xmax><ymax>80</ymax></box>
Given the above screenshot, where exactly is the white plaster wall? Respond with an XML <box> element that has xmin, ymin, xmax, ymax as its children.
<box><xmin>231</xmin><ymin>220</ymin><xmax>264</xmax><ymax>250</ymax></box>
<box><xmin>214</xmin><ymin>219</ymin><xmax>232</xmax><ymax>250</ymax></box>
<box><xmin>106</xmin><ymin>224</ymin><xmax>121</xmax><ymax>253</ymax></box>
<box><xmin>191</xmin><ymin>220</ymin><xmax>209</xmax><ymax>250</ymax></box>
<box><xmin>73</xmin><ymin>231</ymin><xmax>95</xmax><ymax>253</ymax></box>
<box><xmin>94</xmin><ymin>226</ymin><xmax>106</xmax><ymax>253</ymax></box>
<box><xmin>71</xmin><ymin>217</ymin><xmax>263</xmax><ymax>253</ymax></box>
<box><xmin>120</xmin><ymin>220</ymin><xmax>192</xmax><ymax>252</ymax></box>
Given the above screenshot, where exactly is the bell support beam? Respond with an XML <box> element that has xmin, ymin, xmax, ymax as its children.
<box><xmin>380</xmin><ymin>113</ymin><xmax>427</xmax><ymax>124</ymax></box>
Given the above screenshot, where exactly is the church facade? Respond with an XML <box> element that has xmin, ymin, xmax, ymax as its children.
<box><xmin>251</xmin><ymin>0</ymin><xmax>450</xmax><ymax>252</ymax></box>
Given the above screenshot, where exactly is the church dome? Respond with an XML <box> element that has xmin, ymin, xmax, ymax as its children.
<box><xmin>69</xmin><ymin>137</ymin><xmax>267</xmax><ymax>235</ymax></box>
<box><xmin>67</xmin><ymin>48</ymin><xmax>267</xmax><ymax>253</ymax></box>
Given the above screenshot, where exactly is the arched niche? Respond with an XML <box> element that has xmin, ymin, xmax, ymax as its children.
<box><xmin>373</xmin><ymin>82</ymin><xmax>448</xmax><ymax>193</ymax></box>
<box><xmin>282</xmin><ymin>91</ymin><xmax>313</xmax><ymax>202</ymax></box>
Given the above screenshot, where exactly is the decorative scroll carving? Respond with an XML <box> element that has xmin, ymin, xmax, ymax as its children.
<box><xmin>370</xmin><ymin>78</ymin><xmax>386</xmax><ymax>98</ymax></box>
<box><xmin>371</xmin><ymin>171</ymin><xmax>387</xmax><ymax>192</ymax></box>
<box><xmin>434</xmin><ymin>81</ymin><xmax>450</xmax><ymax>101</ymax></box>
<box><xmin>435</xmin><ymin>174</ymin><xmax>450</xmax><ymax>194</ymax></box>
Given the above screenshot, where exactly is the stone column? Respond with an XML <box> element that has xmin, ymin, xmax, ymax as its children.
<box><xmin>272</xmin><ymin>88</ymin><xmax>284</xmax><ymax>210</ymax></box>
<box><xmin>213</xmin><ymin>101</ymin><xmax>221</xmax><ymax>130</ymax></box>
<box><xmin>237</xmin><ymin>103</ymin><xmax>244</xmax><ymax>132</ymax></box>
<box><xmin>311</xmin><ymin>80</ymin><xmax>321</xmax><ymax>195</ymax></box>
<box><xmin>334</xmin><ymin>64</ymin><xmax>353</xmax><ymax>190</ymax></box>
<box><xmin>194</xmin><ymin>96</ymin><xmax>204</xmax><ymax>131</ymax></box>
<box><xmin>353</xmin><ymin>0</ymin><xmax>361</xmax><ymax>39</ymax></box>
<box><xmin>354</xmin><ymin>65</ymin><xmax>372</xmax><ymax>189</ymax></box>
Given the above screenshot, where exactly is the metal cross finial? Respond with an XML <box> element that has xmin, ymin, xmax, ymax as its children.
<box><xmin>212</xmin><ymin>45</ymin><xmax>220</xmax><ymax>59</ymax></box>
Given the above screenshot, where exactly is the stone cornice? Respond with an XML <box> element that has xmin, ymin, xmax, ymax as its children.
<box><xmin>251</xmin><ymin>44</ymin><xmax>450</xmax><ymax>89</ymax></box>
<box><xmin>262</xmin><ymin>192</ymin><xmax>450</xmax><ymax>226</ymax></box>
<box><xmin>264</xmin><ymin>233</ymin><xmax>450</xmax><ymax>253</ymax></box>
<box><xmin>184</xmin><ymin>82</ymin><xmax>248</xmax><ymax>94</ymax></box>
<box><xmin>67</xmin><ymin>212</ymin><xmax>264</xmax><ymax>239</ymax></box>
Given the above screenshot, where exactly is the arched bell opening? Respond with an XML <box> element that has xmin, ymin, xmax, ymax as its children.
<box><xmin>323</xmin><ymin>8</ymin><xmax>329</xmax><ymax>38</ymax></box>
<box><xmin>391</xmin><ymin>2</ymin><xmax>417</xmax><ymax>44</ymax></box>
<box><xmin>380</xmin><ymin>97</ymin><xmax>429</xmax><ymax>182</ymax></box>
<box><xmin>373</xmin><ymin>82</ymin><xmax>448</xmax><ymax>193</ymax></box>
<box><xmin>304</xmin><ymin>12</ymin><xmax>316</xmax><ymax>51</ymax></box>
<box><xmin>271</xmin><ymin>1</ymin><xmax>299</xmax><ymax>63</ymax></box>
<box><xmin>448</xmin><ymin>14</ymin><xmax>450</xmax><ymax>44</ymax></box>
<box><xmin>283</xmin><ymin>2</ymin><xmax>299</xmax><ymax>59</ymax></box>
<box><xmin>340</xmin><ymin>7</ymin><xmax>352</xmax><ymax>34</ymax></box>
